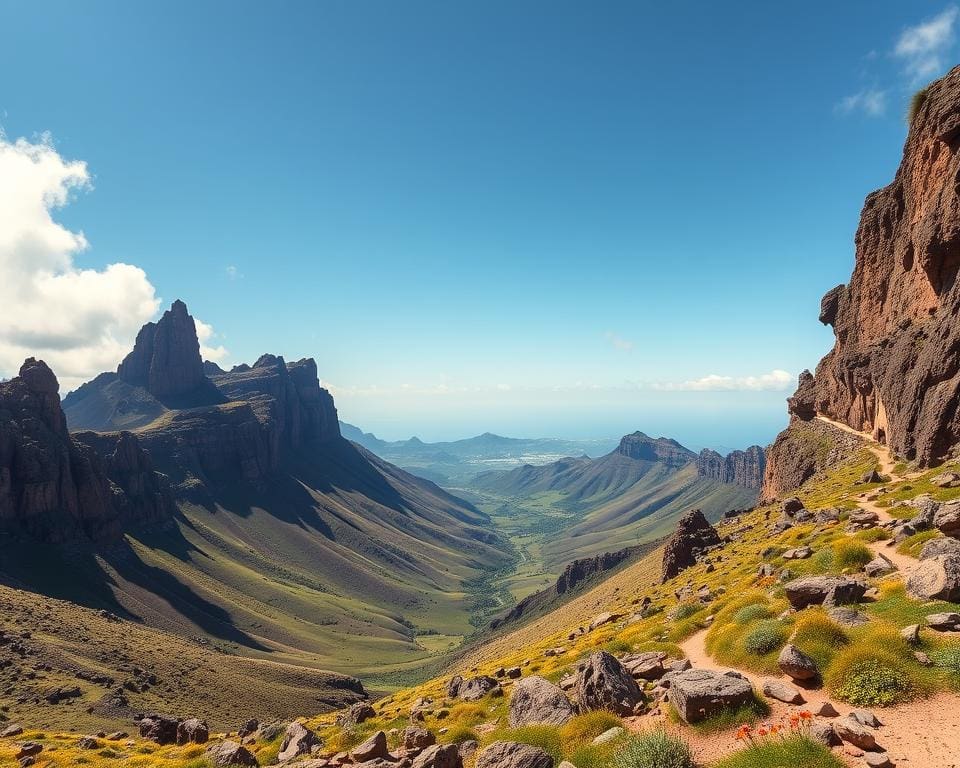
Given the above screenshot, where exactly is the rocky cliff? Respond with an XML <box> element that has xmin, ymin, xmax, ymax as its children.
<box><xmin>696</xmin><ymin>445</ymin><xmax>765</xmax><ymax>489</ymax></box>
<box><xmin>0</xmin><ymin>358</ymin><xmax>175</xmax><ymax>542</ymax></box>
<box><xmin>782</xmin><ymin>67</ymin><xmax>960</xmax><ymax>468</ymax></box>
<box><xmin>616</xmin><ymin>432</ymin><xmax>695</xmax><ymax>469</ymax></box>
<box><xmin>117</xmin><ymin>300</ymin><xmax>224</xmax><ymax>408</ymax></box>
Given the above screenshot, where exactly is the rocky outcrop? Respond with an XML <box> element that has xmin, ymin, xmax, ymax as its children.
<box><xmin>616</xmin><ymin>432</ymin><xmax>695</xmax><ymax>469</ymax></box>
<box><xmin>489</xmin><ymin>544</ymin><xmax>648</xmax><ymax>630</ymax></box>
<box><xmin>774</xmin><ymin>67</ymin><xmax>960</xmax><ymax>467</ymax></box>
<box><xmin>761</xmin><ymin>417</ymin><xmax>862</xmax><ymax>501</ymax></box>
<box><xmin>508</xmin><ymin>677</ymin><xmax>574</xmax><ymax>727</ymax></box>
<box><xmin>574</xmin><ymin>651</ymin><xmax>644</xmax><ymax>716</ymax></box>
<box><xmin>668</xmin><ymin>669</ymin><xmax>753</xmax><ymax>724</ymax></box>
<box><xmin>0</xmin><ymin>359</ymin><xmax>176</xmax><ymax>542</ymax></box>
<box><xmin>476</xmin><ymin>741</ymin><xmax>554</xmax><ymax>768</ymax></box>
<box><xmin>661</xmin><ymin>509</ymin><xmax>721</xmax><ymax>582</ymax></box>
<box><xmin>696</xmin><ymin>446</ymin><xmax>766</xmax><ymax>489</ymax></box>
<box><xmin>117</xmin><ymin>300</ymin><xmax>224</xmax><ymax>408</ymax></box>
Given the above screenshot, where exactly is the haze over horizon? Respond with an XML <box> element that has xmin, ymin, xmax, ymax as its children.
<box><xmin>2</xmin><ymin>1</ymin><xmax>958</xmax><ymax>447</ymax></box>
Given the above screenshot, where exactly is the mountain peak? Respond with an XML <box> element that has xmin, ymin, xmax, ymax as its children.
<box><xmin>616</xmin><ymin>430</ymin><xmax>694</xmax><ymax>469</ymax></box>
<box><xmin>117</xmin><ymin>300</ymin><xmax>222</xmax><ymax>408</ymax></box>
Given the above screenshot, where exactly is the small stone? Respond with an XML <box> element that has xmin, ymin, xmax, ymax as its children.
<box><xmin>864</xmin><ymin>753</ymin><xmax>894</xmax><ymax>768</ymax></box>
<box><xmin>899</xmin><ymin>624</ymin><xmax>920</xmax><ymax>644</ymax></box>
<box><xmin>591</xmin><ymin>726</ymin><xmax>626</xmax><ymax>745</ymax></box>
<box><xmin>812</xmin><ymin>701</ymin><xmax>839</xmax><ymax>717</ymax></box>
<box><xmin>762</xmin><ymin>679</ymin><xmax>804</xmax><ymax>704</ymax></box>
<box><xmin>778</xmin><ymin>643</ymin><xmax>819</xmax><ymax>681</ymax></box>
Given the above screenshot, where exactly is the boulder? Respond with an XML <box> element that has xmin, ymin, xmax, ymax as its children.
<box><xmin>861</xmin><ymin>470</ymin><xmax>884</xmax><ymax>484</ymax></box>
<box><xmin>476</xmin><ymin>741</ymin><xmax>553</xmax><ymax>768</ymax></box>
<box><xmin>588</xmin><ymin>612</ymin><xmax>621</xmax><ymax>631</ymax></box>
<box><xmin>621</xmin><ymin>651</ymin><xmax>667</xmax><ymax>680</ymax></box>
<box><xmin>812</xmin><ymin>701</ymin><xmax>839</xmax><ymax>717</ymax></box>
<box><xmin>761</xmin><ymin>679</ymin><xmax>803</xmax><ymax>704</ymax></box>
<box><xmin>926</xmin><ymin>612</ymin><xmax>960</xmax><ymax>631</ymax></box>
<box><xmin>782</xmin><ymin>498</ymin><xmax>805</xmax><ymax>515</ymax></box>
<box><xmin>446</xmin><ymin>675</ymin><xmax>463</xmax><ymax>698</ymax></box>
<box><xmin>237</xmin><ymin>719</ymin><xmax>259</xmax><ymax>738</ymax></box>
<box><xmin>668</xmin><ymin>669</ymin><xmax>753</xmax><ymax>724</ymax></box>
<box><xmin>864</xmin><ymin>753</ymin><xmax>893</xmax><ymax>768</ymax></box>
<box><xmin>77</xmin><ymin>737</ymin><xmax>100</xmax><ymax>750</ymax></box>
<box><xmin>906</xmin><ymin>555</ymin><xmax>960</xmax><ymax>601</ymax></box>
<box><xmin>661</xmin><ymin>509</ymin><xmax>721</xmax><ymax>582</ymax></box>
<box><xmin>850</xmin><ymin>709</ymin><xmax>882</xmax><ymax>728</ymax></box>
<box><xmin>575</xmin><ymin>651</ymin><xmax>645</xmax><ymax>716</ymax></box>
<box><xmin>208</xmin><ymin>741</ymin><xmax>259</xmax><ymax>767</ymax></box>
<box><xmin>508</xmin><ymin>676</ymin><xmax>574</xmax><ymax>727</ymax></box>
<box><xmin>336</xmin><ymin>702</ymin><xmax>376</xmax><ymax>728</ymax></box>
<box><xmin>402</xmin><ymin>726</ymin><xmax>436</xmax><ymax>753</ymax></box>
<box><xmin>277</xmin><ymin>722</ymin><xmax>320</xmax><ymax>762</ymax></box>
<box><xmin>833</xmin><ymin>715</ymin><xmax>876</xmax><ymax>750</ymax></box>
<box><xmin>932</xmin><ymin>472</ymin><xmax>960</xmax><ymax>488</ymax></box>
<box><xmin>900</xmin><ymin>624</ymin><xmax>921</xmax><ymax>644</ymax></box>
<box><xmin>412</xmin><ymin>744</ymin><xmax>463</xmax><ymax>768</ymax></box>
<box><xmin>864</xmin><ymin>555</ymin><xmax>895</xmax><ymax>577</ymax></box>
<box><xmin>827</xmin><ymin>607</ymin><xmax>869</xmax><ymax>627</ymax></box>
<box><xmin>176</xmin><ymin>718</ymin><xmax>209</xmax><ymax>745</ymax></box>
<box><xmin>139</xmin><ymin>715</ymin><xmax>179</xmax><ymax>745</ymax></box>
<box><xmin>809</xmin><ymin>722</ymin><xmax>841</xmax><ymax>747</ymax></box>
<box><xmin>784</xmin><ymin>576</ymin><xmax>866</xmax><ymax>609</ymax></box>
<box><xmin>778</xmin><ymin>644</ymin><xmax>819</xmax><ymax>681</ymax></box>
<box><xmin>783</xmin><ymin>546</ymin><xmax>812</xmax><ymax>560</ymax></box>
<box><xmin>458</xmin><ymin>676</ymin><xmax>500</xmax><ymax>701</ymax></box>
<box><xmin>351</xmin><ymin>731</ymin><xmax>388</xmax><ymax>762</ymax></box>
<box><xmin>1</xmin><ymin>724</ymin><xmax>23</xmax><ymax>738</ymax></box>
<box><xmin>920</xmin><ymin>536</ymin><xmax>960</xmax><ymax>559</ymax></box>
<box><xmin>935</xmin><ymin>501</ymin><xmax>960</xmax><ymax>537</ymax></box>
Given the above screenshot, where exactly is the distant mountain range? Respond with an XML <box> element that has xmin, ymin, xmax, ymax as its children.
<box><xmin>471</xmin><ymin>431</ymin><xmax>764</xmax><ymax>570</ymax></box>
<box><xmin>339</xmin><ymin>421</ymin><xmax>621</xmax><ymax>484</ymax></box>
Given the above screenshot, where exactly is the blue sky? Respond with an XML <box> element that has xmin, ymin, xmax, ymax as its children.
<box><xmin>1</xmin><ymin>1</ymin><xmax>957</xmax><ymax>447</ymax></box>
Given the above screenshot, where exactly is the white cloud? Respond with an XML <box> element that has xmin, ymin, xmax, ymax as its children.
<box><xmin>0</xmin><ymin>133</ymin><xmax>228</xmax><ymax>392</ymax></box>
<box><xmin>605</xmin><ymin>331</ymin><xmax>634</xmax><ymax>352</ymax></box>
<box><xmin>895</xmin><ymin>6</ymin><xmax>958</xmax><ymax>83</ymax></box>
<box><xmin>836</xmin><ymin>88</ymin><xmax>887</xmax><ymax>117</ymax></box>
<box><xmin>195</xmin><ymin>318</ymin><xmax>229</xmax><ymax>363</ymax></box>
<box><xmin>655</xmin><ymin>369</ymin><xmax>793</xmax><ymax>392</ymax></box>
<box><xmin>225</xmin><ymin>264</ymin><xmax>242</xmax><ymax>280</ymax></box>
<box><xmin>0</xmin><ymin>133</ymin><xmax>163</xmax><ymax>392</ymax></box>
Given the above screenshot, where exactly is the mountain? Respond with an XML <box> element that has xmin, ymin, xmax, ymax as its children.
<box><xmin>338</xmin><ymin>422</ymin><xmax>620</xmax><ymax>484</ymax></box>
<box><xmin>766</xmin><ymin>67</ymin><xmax>960</xmax><ymax>488</ymax></box>
<box><xmin>2</xmin><ymin>301</ymin><xmax>512</xmax><ymax>698</ymax></box>
<box><xmin>471</xmin><ymin>431</ymin><xmax>762</xmax><ymax>569</ymax></box>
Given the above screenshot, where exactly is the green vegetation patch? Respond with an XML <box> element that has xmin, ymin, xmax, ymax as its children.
<box><xmin>712</xmin><ymin>735</ymin><xmax>844</xmax><ymax>768</ymax></box>
<box><xmin>612</xmin><ymin>729</ymin><xmax>694</xmax><ymax>768</ymax></box>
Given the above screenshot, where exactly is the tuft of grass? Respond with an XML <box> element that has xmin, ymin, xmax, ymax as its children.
<box><xmin>744</xmin><ymin>621</ymin><xmax>788</xmax><ymax>656</ymax></box>
<box><xmin>448</xmin><ymin>702</ymin><xmax>488</xmax><ymax>726</ymax></box>
<box><xmin>560</xmin><ymin>711</ymin><xmax>624</xmax><ymax>751</ymax></box>
<box><xmin>826</xmin><ymin>627</ymin><xmax>931</xmax><ymax>706</ymax></box>
<box><xmin>791</xmin><ymin>610</ymin><xmax>848</xmax><ymax>671</ymax></box>
<box><xmin>612</xmin><ymin>729</ymin><xmax>694</xmax><ymax>768</ymax></box>
<box><xmin>855</xmin><ymin>527</ymin><xmax>890</xmax><ymax>543</ymax></box>
<box><xmin>441</xmin><ymin>725</ymin><xmax>480</xmax><ymax>744</ymax></box>
<box><xmin>908</xmin><ymin>85</ymin><xmax>929</xmax><ymax>125</ymax></box>
<box><xmin>931</xmin><ymin>645</ymin><xmax>960</xmax><ymax>688</ymax></box>
<box><xmin>898</xmin><ymin>529</ymin><xmax>940</xmax><ymax>557</ymax></box>
<box><xmin>733</xmin><ymin>603</ymin><xmax>770</xmax><ymax>625</ymax></box>
<box><xmin>671</xmin><ymin>602</ymin><xmax>702</xmax><ymax>621</ymax></box>
<box><xmin>712</xmin><ymin>735</ymin><xmax>844</xmax><ymax>768</ymax></box>
<box><xmin>832</xmin><ymin>539</ymin><xmax>873</xmax><ymax>571</ymax></box>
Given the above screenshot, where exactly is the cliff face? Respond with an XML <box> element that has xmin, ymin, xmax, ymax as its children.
<box><xmin>616</xmin><ymin>432</ymin><xmax>695</xmax><ymax>469</ymax></box>
<box><xmin>696</xmin><ymin>446</ymin><xmax>765</xmax><ymax>489</ymax></box>
<box><xmin>0</xmin><ymin>359</ymin><xmax>175</xmax><ymax>542</ymax></box>
<box><xmin>793</xmin><ymin>67</ymin><xmax>960</xmax><ymax>466</ymax></box>
<box><xmin>117</xmin><ymin>300</ymin><xmax>224</xmax><ymax>408</ymax></box>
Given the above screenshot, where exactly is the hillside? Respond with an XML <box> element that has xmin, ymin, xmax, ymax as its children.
<box><xmin>2</xmin><ymin>302</ymin><xmax>513</xmax><ymax>702</ymax></box>
<box><xmin>470</xmin><ymin>431</ymin><xmax>761</xmax><ymax>571</ymax></box>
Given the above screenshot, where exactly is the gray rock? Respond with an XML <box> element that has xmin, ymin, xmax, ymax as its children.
<box><xmin>508</xmin><ymin>676</ymin><xmax>574</xmax><ymax>727</ymax></box>
<box><xmin>850</xmin><ymin>709</ymin><xmax>882</xmax><ymax>728</ymax></box>
<box><xmin>809</xmin><ymin>722</ymin><xmax>841</xmax><ymax>746</ymax></box>
<box><xmin>591</xmin><ymin>726</ymin><xmax>626</xmax><ymax>745</ymax></box>
<box><xmin>784</xmin><ymin>576</ymin><xmax>866</xmax><ymax>609</ymax></box>
<box><xmin>926</xmin><ymin>612</ymin><xmax>960</xmax><ymax>630</ymax></box>
<box><xmin>932</xmin><ymin>472</ymin><xmax>960</xmax><ymax>488</ymax></box>
<box><xmin>458</xmin><ymin>675</ymin><xmax>501</xmax><ymax>701</ymax></box>
<box><xmin>207</xmin><ymin>741</ymin><xmax>259</xmax><ymax>767</ymax></box>
<box><xmin>919</xmin><ymin>536</ymin><xmax>960</xmax><ymax>559</ymax></box>
<box><xmin>668</xmin><ymin>668</ymin><xmax>753</xmax><ymax>724</ymax></box>
<box><xmin>0</xmin><ymin>724</ymin><xmax>23</xmax><ymax>738</ymax></box>
<box><xmin>834</xmin><ymin>715</ymin><xmax>877</xmax><ymax>750</ymax></box>
<box><xmin>621</xmin><ymin>651</ymin><xmax>666</xmax><ymax>680</ymax></box>
<box><xmin>900</xmin><ymin>624</ymin><xmax>921</xmax><ymax>644</ymax></box>
<box><xmin>476</xmin><ymin>741</ymin><xmax>553</xmax><ymax>768</ymax></box>
<box><xmin>412</xmin><ymin>743</ymin><xmax>463</xmax><ymax>768</ymax></box>
<box><xmin>176</xmin><ymin>718</ymin><xmax>209</xmax><ymax>746</ymax></box>
<box><xmin>778</xmin><ymin>644</ymin><xmax>819</xmax><ymax>681</ymax></box>
<box><xmin>864</xmin><ymin>753</ymin><xmax>893</xmax><ymax>768</ymax></box>
<box><xmin>336</xmin><ymin>702</ymin><xmax>376</xmax><ymax>728</ymax></box>
<box><xmin>575</xmin><ymin>651</ymin><xmax>645</xmax><ymax>716</ymax></box>
<box><xmin>351</xmin><ymin>731</ymin><xmax>388</xmax><ymax>762</ymax></box>
<box><xmin>828</xmin><ymin>607</ymin><xmax>870</xmax><ymax>626</ymax></box>
<box><xmin>761</xmin><ymin>679</ymin><xmax>803</xmax><ymax>704</ymax></box>
<box><xmin>783</xmin><ymin>546</ymin><xmax>813</xmax><ymax>560</ymax></box>
<box><xmin>812</xmin><ymin>701</ymin><xmax>839</xmax><ymax>717</ymax></box>
<box><xmin>864</xmin><ymin>555</ymin><xmax>895</xmax><ymax>577</ymax></box>
<box><xmin>402</xmin><ymin>726</ymin><xmax>436</xmax><ymax>753</ymax></box>
<box><xmin>934</xmin><ymin>501</ymin><xmax>960</xmax><ymax>537</ymax></box>
<box><xmin>907</xmin><ymin>556</ymin><xmax>960</xmax><ymax>601</ymax></box>
<box><xmin>277</xmin><ymin>722</ymin><xmax>320</xmax><ymax>762</ymax></box>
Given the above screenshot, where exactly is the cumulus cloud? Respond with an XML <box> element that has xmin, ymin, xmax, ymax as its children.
<box><xmin>895</xmin><ymin>6</ymin><xmax>958</xmax><ymax>83</ymax></box>
<box><xmin>836</xmin><ymin>88</ymin><xmax>887</xmax><ymax>117</ymax></box>
<box><xmin>655</xmin><ymin>369</ymin><xmax>793</xmax><ymax>392</ymax></box>
<box><xmin>195</xmin><ymin>319</ymin><xmax>228</xmax><ymax>362</ymax></box>
<box><xmin>0</xmin><ymin>133</ymin><xmax>226</xmax><ymax>392</ymax></box>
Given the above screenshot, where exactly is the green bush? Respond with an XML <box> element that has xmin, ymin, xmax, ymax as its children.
<box><xmin>613</xmin><ymin>729</ymin><xmax>693</xmax><ymax>768</ymax></box>
<box><xmin>672</xmin><ymin>602</ymin><xmax>702</xmax><ymax>621</ymax></box>
<box><xmin>855</xmin><ymin>527</ymin><xmax>890</xmax><ymax>543</ymax></box>
<box><xmin>931</xmin><ymin>646</ymin><xmax>960</xmax><ymax>681</ymax></box>
<box><xmin>833</xmin><ymin>540</ymin><xmax>873</xmax><ymax>571</ymax></box>
<box><xmin>733</xmin><ymin>603</ymin><xmax>770</xmax><ymax>624</ymax></box>
<box><xmin>830</xmin><ymin>655</ymin><xmax>911</xmax><ymax>706</ymax></box>
<box><xmin>712</xmin><ymin>734</ymin><xmax>844</xmax><ymax>768</ymax></box>
<box><xmin>441</xmin><ymin>725</ymin><xmax>479</xmax><ymax>744</ymax></box>
<box><xmin>743</xmin><ymin>621</ymin><xmax>787</xmax><ymax>655</ymax></box>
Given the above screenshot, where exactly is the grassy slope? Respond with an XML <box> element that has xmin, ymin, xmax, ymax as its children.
<box><xmin>0</xmin><ymin>437</ymin><xmax>514</xmax><ymax>688</ymax></box>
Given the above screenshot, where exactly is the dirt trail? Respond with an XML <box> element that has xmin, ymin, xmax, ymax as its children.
<box><xmin>624</xmin><ymin>627</ymin><xmax>960</xmax><ymax>767</ymax></box>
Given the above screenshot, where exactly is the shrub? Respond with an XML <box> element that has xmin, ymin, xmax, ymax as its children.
<box><xmin>448</xmin><ymin>702</ymin><xmax>487</xmax><ymax>725</ymax></box>
<box><xmin>909</xmin><ymin>86</ymin><xmax>929</xmax><ymax>125</ymax></box>
<box><xmin>744</xmin><ymin>621</ymin><xmax>787</xmax><ymax>655</ymax></box>
<box><xmin>560</xmin><ymin>711</ymin><xmax>623</xmax><ymax>751</ymax></box>
<box><xmin>832</xmin><ymin>540</ymin><xmax>873</xmax><ymax>571</ymax></box>
<box><xmin>441</xmin><ymin>725</ymin><xmax>479</xmax><ymax>744</ymax></box>
<box><xmin>613</xmin><ymin>729</ymin><xmax>694</xmax><ymax>768</ymax></box>
<box><xmin>733</xmin><ymin>603</ymin><xmax>770</xmax><ymax>625</ymax></box>
<box><xmin>931</xmin><ymin>646</ymin><xmax>960</xmax><ymax>681</ymax></box>
<box><xmin>712</xmin><ymin>734</ymin><xmax>844</xmax><ymax>768</ymax></box>
<box><xmin>828</xmin><ymin>648</ymin><xmax>913</xmax><ymax>706</ymax></box>
<box><xmin>671</xmin><ymin>602</ymin><xmax>702</xmax><ymax>621</ymax></box>
<box><xmin>790</xmin><ymin>611</ymin><xmax>848</xmax><ymax>670</ymax></box>
<box><xmin>856</xmin><ymin>527</ymin><xmax>890</xmax><ymax>543</ymax></box>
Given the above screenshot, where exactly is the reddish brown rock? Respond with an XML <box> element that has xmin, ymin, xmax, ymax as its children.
<box><xmin>616</xmin><ymin>432</ymin><xmax>694</xmax><ymax>469</ymax></box>
<box><xmin>661</xmin><ymin>509</ymin><xmax>721</xmax><ymax>582</ymax></box>
<box><xmin>696</xmin><ymin>446</ymin><xmax>766</xmax><ymax>489</ymax></box>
